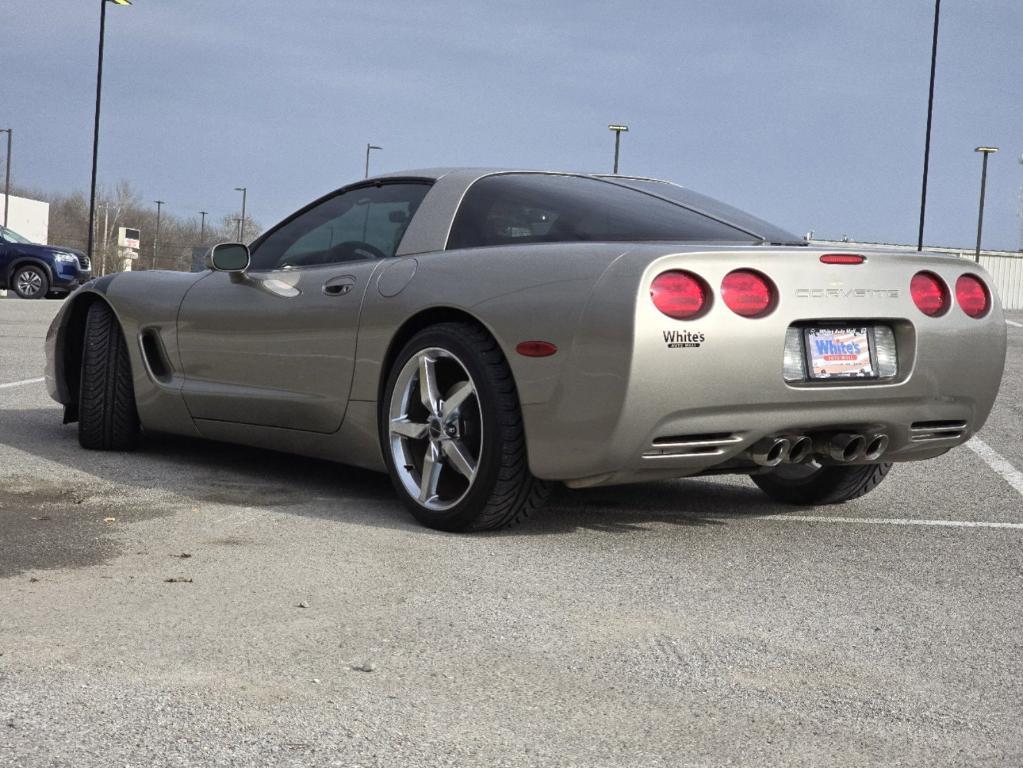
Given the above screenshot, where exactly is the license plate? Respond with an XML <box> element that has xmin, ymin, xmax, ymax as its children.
<box><xmin>805</xmin><ymin>326</ymin><xmax>876</xmax><ymax>379</ymax></box>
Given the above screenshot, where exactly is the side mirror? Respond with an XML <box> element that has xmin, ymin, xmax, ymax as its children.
<box><xmin>207</xmin><ymin>242</ymin><xmax>250</xmax><ymax>272</ymax></box>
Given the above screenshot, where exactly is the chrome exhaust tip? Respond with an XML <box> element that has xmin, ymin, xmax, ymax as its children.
<box><xmin>824</xmin><ymin>433</ymin><xmax>866</xmax><ymax>463</ymax></box>
<box><xmin>750</xmin><ymin>437</ymin><xmax>791</xmax><ymax>467</ymax></box>
<box><xmin>863</xmin><ymin>433</ymin><xmax>889</xmax><ymax>461</ymax></box>
<box><xmin>784</xmin><ymin>435</ymin><xmax>814</xmax><ymax>464</ymax></box>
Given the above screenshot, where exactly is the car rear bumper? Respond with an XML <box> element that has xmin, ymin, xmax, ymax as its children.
<box><xmin>520</xmin><ymin>248</ymin><xmax>1007</xmax><ymax>485</ymax></box>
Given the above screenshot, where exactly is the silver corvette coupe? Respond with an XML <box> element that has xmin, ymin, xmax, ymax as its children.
<box><xmin>46</xmin><ymin>169</ymin><xmax>1007</xmax><ymax>531</ymax></box>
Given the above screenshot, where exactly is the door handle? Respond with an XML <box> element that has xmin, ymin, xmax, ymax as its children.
<box><xmin>322</xmin><ymin>276</ymin><xmax>355</xmax><ymax>296</ymax></box>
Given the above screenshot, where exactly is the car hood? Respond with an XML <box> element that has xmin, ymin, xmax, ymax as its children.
<box><xmin>9</xmin><ymin>242</ymin><xmax>87</xmax><ymax>260</ymax></box>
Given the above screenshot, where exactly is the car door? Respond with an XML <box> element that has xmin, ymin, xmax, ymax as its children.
<box><xmin>176</xmin><ymin>181</ymin><xmax>431</xmax><ymax>433</ymax></box>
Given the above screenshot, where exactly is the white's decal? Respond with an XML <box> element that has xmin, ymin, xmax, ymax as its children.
<box><xmin>663</xmin><ymin>330</ymin><xmax>705</xmax><ymax>349</ymax></box>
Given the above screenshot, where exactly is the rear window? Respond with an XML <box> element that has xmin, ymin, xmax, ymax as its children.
<box><xmin>446</xmin><ymin>173</ymin><xmax>757</xmax><ymax>250</ymax></box>
<box><xmin>603</xmin><ymin>177</ymin><xmax>802</xmax><ymax>245</ymax></box>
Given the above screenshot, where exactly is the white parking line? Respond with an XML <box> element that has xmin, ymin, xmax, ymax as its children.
<box><xmin>1006</xmin><ymin>319</ymin><xmax>1022</xmax><ymax>328</ymax></box>
<box><xmin>0</xmin><ymin>377</ymin><xmax>44</xmax><ymax>390</ymax></box>
<box><xmin>757</xmin><ymin>515</ymin><xmax>1023</xmax><ymax>530</ymax></box>
<box><xmin>967</xmin><ymin>437</ymin><xmax>1023</xmax><ymax>497</ymax></box>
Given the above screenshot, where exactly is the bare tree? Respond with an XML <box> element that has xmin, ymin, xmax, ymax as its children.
<box><xmin>10</xmin><ymin>181</ymin><xmax>261</xmax><ymax>274</ymax></box>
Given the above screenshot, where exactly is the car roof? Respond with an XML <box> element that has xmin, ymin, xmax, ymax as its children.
<box><xmin>369</xmin><ymin>167</ymin><xmax>673</xmax><ymax>184</ymax></box>
<box><xmin>371</xmin><ymin>168</ymin><xmax>802</xmax><ymax>252</ymax></box>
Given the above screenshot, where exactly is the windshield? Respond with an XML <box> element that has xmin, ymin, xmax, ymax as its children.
<box><xmin>0</xmin><ymin>226</ymin><xmax>33</xmax><ymax>245</ymax></box>
<box><xmin>447</xmin><ymin>173</ymin><xmax>759</xmax><ymax>250</ymax></box>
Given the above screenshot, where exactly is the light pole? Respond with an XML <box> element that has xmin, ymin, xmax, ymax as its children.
<box><xmin>234</xmin><ymin>186</ymin><xmax>247</xmax><ymax>241</ymax></box>
<box><xmin>365</xmin><ymin>144</ymin><xmax>382</xmax><ymax>178</ymax></box>
<box><xmin>974</xmin><ymin>146</ymin><xmax>998</xmax><ymax>262</ymax></box>
<box><xmin>608</xmin><ymin>124</ymin><xmax>629</xmax><ymax>174</ymax></box>
<box><xmin>199</xmin><ymin>210</ymin><xmax>208</xmax><ymax>243</ymax></box>
<box><xmin>916</xmin><ymin>0</ymin><xmax>941</xmax><ymax>251</ymax></box>
<box><xmin>0</xmin><ymin>128</ymin><xmax>11</xmax><ymax>229</ymax></box>
<box><xmin>87</xmin><ymin>0</ymin><xmax>132</xmax><ymax>263</ymax></box>
<box><xmin>152</xmin><ymin>199</ymin><xmax>164</xmax><ymax>269</ymax></box>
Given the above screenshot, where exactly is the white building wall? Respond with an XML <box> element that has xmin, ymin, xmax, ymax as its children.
<box><xmin>0</xmin><ymin>194</ymin><xmax>49</xmax><ymax>244</ymax></box>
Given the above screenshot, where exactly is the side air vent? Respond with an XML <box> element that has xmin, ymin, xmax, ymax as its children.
<box><xmin>644</xmin><ymin>433</ymin><xmax>742</xmax><ymax>458</ymax></box>
<box><xmin>139</xmin><ymin>329</ymin><xmax>173</xmax><ymax>383</ymax></box>
<box><xmin>909</xmin><ymin>420</ymin><xmax>967</xmax><ymax>442</ymax></box>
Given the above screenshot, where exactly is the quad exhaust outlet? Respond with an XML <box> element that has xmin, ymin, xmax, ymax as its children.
<box><xmin>820</xmin><ymin>433</ymin><xmax>866</xmax><ymax>463</ymax></box>
<box><xmin>749</xmin><ymin>437</ymin><xmax>791</xmax><ymax>467</ymax></box>
<box><xmin>748</xmin><ymin>431</ymin><xmax>889</xmax><ymax>465</ymax></box>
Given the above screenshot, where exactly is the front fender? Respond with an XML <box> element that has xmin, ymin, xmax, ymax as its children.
<box><xmin>45</xmin><ymin>281</ymin><xmax>113</xmax><ymax>408</ymax></box>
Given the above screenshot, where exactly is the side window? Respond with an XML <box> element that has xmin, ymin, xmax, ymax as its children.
<box><xmin>249</xmin><ymin>182</ymin><xmax>430</xmax><ymax>271</ymax></box>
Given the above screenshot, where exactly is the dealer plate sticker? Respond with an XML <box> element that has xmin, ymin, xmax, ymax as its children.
<box><xmin>805</xmin><ymin>326</ymin><xmax>875</xmax><ymax>379</ymax></box>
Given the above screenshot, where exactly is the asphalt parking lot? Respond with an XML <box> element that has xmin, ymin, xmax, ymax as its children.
<box><xmin>1</xmin><ymin>298</ymin><xmax>1021</xmax><ymax>767</ymax></box>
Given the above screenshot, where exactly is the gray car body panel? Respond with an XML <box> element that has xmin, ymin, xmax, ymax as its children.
<box><xmin>46</xmin><ymin>169</ymin><xmax>1007</xmax><ymax>486</ymax></box>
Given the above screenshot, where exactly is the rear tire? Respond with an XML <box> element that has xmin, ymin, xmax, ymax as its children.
<box><xmin>12</xmin><ymin>265</ymin><xmax>49</xmax><ymax>299</ymax></box>
<box><xmin>380</xmin><ymin>322</ymin><xmax>549</xmax><ymax>532</ymax></box>
<box><xmin>751</xmin><ymin>462</ymin><xmax>892</xmax><ymax>505</ymax></box>
<box><xmin>78</xmin><ymin>301</ymin><xmax>140</xmax><ymax>450</ymax></box>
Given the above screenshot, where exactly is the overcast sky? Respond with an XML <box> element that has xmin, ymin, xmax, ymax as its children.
<box><xmin>6</xmin><ymin>0</ymin><xmax>1023</xmax><ymax>249</ymax></box>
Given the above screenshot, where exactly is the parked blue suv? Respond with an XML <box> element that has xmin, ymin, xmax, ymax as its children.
<box><xmin>0</xmin><ymin>226</ymin><xmax>92</xmax><ymax>299</ymax></box>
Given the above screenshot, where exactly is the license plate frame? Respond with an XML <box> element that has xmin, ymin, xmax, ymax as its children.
<box><xmin>803</xmin><ymin>325</ymin><xmax>878</xmax><ymax>380</ymax></box>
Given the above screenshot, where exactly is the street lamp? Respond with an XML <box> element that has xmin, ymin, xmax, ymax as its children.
<box><xmin>0</xmin><ymin>128</ymin><xmax>11</xmax><ymax>229</ymax></box>
<box><xmin>199</xmin><ymin>210</ymin><xmax>208</xmax><ymax>243</ymax></box>
<box><xmin>608</xmin><ymin>124</ymin><xmax>629</xmax><ymax>174</ymax></box>
<box><xmin>234</xmin><ymin>186</ymin><xmax>247</xmax><ymax>241</ymax></box>
<box><xmin>974</xmin><ymin>146</ymin><xmax>998</xmax><ymax>262</ymax></box>
<box><xmin>916</xmin><ymin>0</ymin><xmax>941</xmax><ymax>251</ymax></box>
<box><xmin>87</xmin><ymin>0</ymin><xmax>132</xmax><ymax>263</ymax></box>
<box><xmin>365</xmin><ymin>144</ymin><xmax>382</xmax><ymax>178</ymax></box>
<box><xmin>152</xmin><ymin>199</ymin><xmax>164</xmax><ymax>269</ymax></box>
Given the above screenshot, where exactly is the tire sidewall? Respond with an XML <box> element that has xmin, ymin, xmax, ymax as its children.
<box><xmin>13</xmin><ymin>265</ymin><xmax>49</xmax><ymax>299</ymax></box>
<box><xmin>380</xmin><ymin>326</ymin><xmax>507</xmax><ymax>531</ymax></box>
<box><xmin>752</xmin><ymin>462</ymin><xmax>892</xmax><ymax>505</ymax></box>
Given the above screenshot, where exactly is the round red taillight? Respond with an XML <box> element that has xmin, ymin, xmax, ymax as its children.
<box><xmin>720</xmin><ymin>269</ymin><xmax>775</xmax><ymax>317</ymax></box>
<box><xmin>650</xmin><ymin>270</ymin><xmax>708</xmax><ymax>320</ymax></box>
<box><xmin>955</xmin><ymin>274</ymin><xmax>990</xmax><ymax>319</ymax></box>
<box><xmin>910</xmin><ymin>271</ymin><xmax>949</xmax><ymax>317</ymax></box>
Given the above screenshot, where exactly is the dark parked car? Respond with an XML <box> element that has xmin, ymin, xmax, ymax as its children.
<box><xmin>0</xmin><ymin>226</ymin><xmax>92</xmax><ymax>299</ymax></box>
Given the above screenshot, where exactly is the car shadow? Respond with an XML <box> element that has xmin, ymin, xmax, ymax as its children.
<box><xmin>2</xmin><ymin>407</ymin><xmax>785</xmax><ymax>537</ymax></box>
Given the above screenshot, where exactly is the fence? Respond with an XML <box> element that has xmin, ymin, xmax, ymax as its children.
<box><xmin>975</xmin><ymin>251</ymin><xmax>1023</xmax><ymax>311</ymax></box>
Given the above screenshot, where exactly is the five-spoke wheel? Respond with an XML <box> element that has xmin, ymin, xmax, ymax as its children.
<box><xmin>380</xmin><ymin>322</ymin><xmax>548</xmax><ymax>531</ymax></box>
<box><xmin>389</xmin><ymin>347</ymin><xmax>482</xmax><ymax>511</ymax></box>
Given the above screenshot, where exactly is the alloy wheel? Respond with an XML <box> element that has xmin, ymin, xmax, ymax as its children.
<box><xmin>16</xmin><ymin>269</ymin><xmax>43</xmax><ymax>297</ymax></box>
<box><xmin>388</xmin><ymin>347</ymin><xmax>482</xmax><ymax>511</ymax></box>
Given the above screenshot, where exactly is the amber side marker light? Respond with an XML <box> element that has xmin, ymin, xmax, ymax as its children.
<box><xmin>820</xmin><ymin>254</ymin><xmax>866</xmax><ymax>265</ymax></box>
<box><xmin>516</xmin><ymin>341</ymin><xmax>558</xmax><ymax>357</ymax></box>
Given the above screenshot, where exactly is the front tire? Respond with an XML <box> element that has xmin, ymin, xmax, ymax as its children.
<box><xmin>78</xmin><ymin>301</ymin><xmax>140</xmax><ymax>450</ymax></box>
<box><xmin>751</xmin><ymin>461</ymin><xmax>892</xmax><ymax>505</ymax></box>
<box><xmin>381</xmin><ymin>322</ymin><xmax>549</xmax><ymax>532</ymax></box>
<box><xmin>12</xmin><ymin>264</ymin><xmax>49</xmax><ymax>299</ymax></box>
